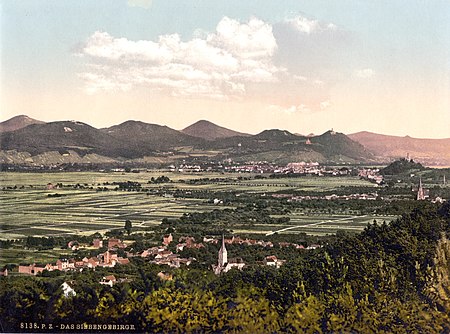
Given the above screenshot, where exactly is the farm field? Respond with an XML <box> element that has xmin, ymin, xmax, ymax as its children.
<box><xmin>0</xmin><ymin>171</ymin><xmax>391</xmax><ymax>240</ymax></box>
<box><xmin>233</xmin><ymin>213</ymin><xmax>397</xmax><ymax>236</ymax></box>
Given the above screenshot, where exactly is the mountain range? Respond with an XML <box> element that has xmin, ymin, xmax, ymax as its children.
<box><xmin>0</xmin><ymin>115</ymin><xmax>448</xmax><ymax>166</ymax></box>
<box><xmin>348</xmin><ymin>131</ymin><xmax>450</xmax><ymax>166</ymax></box>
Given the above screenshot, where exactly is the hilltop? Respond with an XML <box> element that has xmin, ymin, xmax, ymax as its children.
<box><xmin>0</xmin><ymin>115</ymin><xmax>45</xmax><ymax>132</ymax></box>
<box><xmin>102</xmin><ymin>120</ymin><xmax>206</xmax><ymax>157</ymax></box>
<box><xmin>182</xmin><ymin>120</ymin><xmax>250</xmax><ymax>140</ymax></box>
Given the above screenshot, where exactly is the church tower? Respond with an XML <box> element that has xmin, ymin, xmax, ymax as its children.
<box><xmin>417</xmin><ymin>177</ymin><xmax>425</xmax><ymax>200</ymax></box>
<box><xmin>218</xmin><ymin>235</ymin><xmax>227</xmax><ymax>267</ymax></box>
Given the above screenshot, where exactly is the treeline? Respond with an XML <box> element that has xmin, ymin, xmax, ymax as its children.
<box><xmin>162</xmin><ymin>205</ymin><xmax>290</xmax><ymax>227</ymax></box>
<box><xmin>1</xmin><ymin>203</ymin><xmax>449</xmax><ymax>332</ymax></box>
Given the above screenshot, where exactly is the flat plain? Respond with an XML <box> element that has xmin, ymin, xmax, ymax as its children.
<box><xmin>0</xmin><ymin>171</ymin><xmax>393</xmax><ymax>241</ymax></box>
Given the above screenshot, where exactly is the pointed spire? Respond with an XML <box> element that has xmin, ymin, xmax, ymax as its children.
<box><xmin>218</xmin><ymin>234</ymin><xmax>227</xmax><ymax>267</ymax></box>
<box><xmin>417</xmin><ymin>177</ymin><xmax>425</xmax><ymax>200</ymax></box>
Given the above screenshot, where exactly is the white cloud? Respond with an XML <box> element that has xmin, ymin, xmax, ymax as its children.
<box><xmin>355</xmin><ymin>68</ymin><xmax>375</xmax><ymax>78</ymax></box>
<box><xmin>78</xmin><ymin>17</ymin><xmax>283</xmax><ymax>98</ymax></box>
<box><xmin>285</xmin><ymin>15</ymin><xmax>338</xmax><ymax>34</ymax></box>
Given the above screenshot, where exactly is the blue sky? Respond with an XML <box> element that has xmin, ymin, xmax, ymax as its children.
<box><xmin>1</xmin><ymin>0</ymin><xmax>449</xmax><ymax>137</ymax></box>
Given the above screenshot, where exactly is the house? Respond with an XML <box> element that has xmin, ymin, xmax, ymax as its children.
<box><xmin>263</xmin><ymin>256</ymin><xmax>285</xmax><ymax>268</ymax></box>
<box><xmin>221</xmin><ymin>258</ymin><xmax>245</xmax><ymax>274</ymax></box>
<box><xmin>61</xmin><ymin>282</ymin><xmax>76</xmax><ymax>298</ymax></box>
<box><xmin>86</xmin><ymin>257</ymin><xmax>99</xmax><ymax>268</ymax></box>
<box><xmin>67</xmin><ymin>240</ymin><xmax>79</xmax><ymax>251</ymax></box>
<box><xmin>176</xmin><ymin>236</ymin><xmax>204</xmax><ymax>251</ymax></box>
<box><xmin>93</xmin><ymin>238</ymin><xmax>103</xmax><ymax>248</ymax></box>
<box><xmin>155</xmin><ymin>250</ymin><xmax>173</xmax><ymax>259</ymax></box>
<box><xmin>18</xmin><ymin>264</ymin><xmax>46</xmax><ymax>275</ymax></box>
<box><xmin>141</xmin><ymin>246</ymin><xmax>166</xmax><ymax>258</ymax></box>
<box><xmin>55</xmin><ymin>259</ymin><xmax>73</xmax><ymax>271</ymax></box>
<box><xmin>102</xmin><ymin>251</ymin><xmax>118</xmax><ymax>266</ymax></box>
<box><xmin>0</xmin><ymin>267</ymin><xmax>8</xmax><ymax>276</ymax></box>
<box><xmin>108</xmin><ymin>238</ymin><xmax>126</xmax><ymax>249</ymax></box>
<box><xmin>203</xmin><ymin>237</ymin><xmax>218</xmax><ymax>244</ymax></box>
<box><xmin>162</xmin><ymin>233</ymin><xmax>173</xmax><ymax>246</ymax></box>
<box><xmin>75</xmin><ymin>260</ymin><xmax>85</xmax><ymax>268</ymax></box>
<box><xmin>100</xmin><ymin>275</ymin><xmax>117</xmax><ymax>287</ymax></box>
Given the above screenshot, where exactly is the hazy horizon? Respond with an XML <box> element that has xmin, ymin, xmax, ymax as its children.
<box><xmin>2</xmin><ymin>1</ymin><xmax>449</xmax><ymax>138</ymax></box>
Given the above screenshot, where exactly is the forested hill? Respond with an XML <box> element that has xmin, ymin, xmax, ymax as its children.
<box><xmin>381</xmin><ymin>157</ymin><xmax>426</xmax><ymax>175</ymax></box>
<box><xmin>0</xmin><ymin>116</ymin><xmax>374</xmax><ymax>164</ymax></box>
<box><xmin>1</xmin><ymin>203</ymin><xmax>449</xmax><ymax>332</ymax></box>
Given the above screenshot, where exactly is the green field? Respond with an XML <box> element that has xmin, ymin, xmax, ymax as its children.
<box><xmin>0</xmin><ymin>171</ymin><xmax>390</xmax><ymax>240</ymax></box>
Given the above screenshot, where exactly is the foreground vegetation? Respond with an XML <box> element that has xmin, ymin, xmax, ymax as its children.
<box><xmin>1</xmin><ymin>202</ymin><xmax>449</xmax><ymax>333</ymax></box>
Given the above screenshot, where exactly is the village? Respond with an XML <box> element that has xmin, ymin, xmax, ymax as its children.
<box><xmin>9</xmin><ymin>232</ymin><xmax>322</xmax><ymax>285</ymax></box>
<box><xmin>173</xmin><ymin>160</ymin><xmax>375</xmax><ymax>178</ymax></box>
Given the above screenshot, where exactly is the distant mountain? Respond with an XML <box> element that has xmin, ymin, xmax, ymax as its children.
<box><xmin>349</xmin><ymin>131</ymin><xmax>450</xmax><ymax>166</ymax></box>
<box><xmin>0</xmin><ymin>116</ymin><xmax>377</xmax><ymax>165</ymax></box>
<box><xmin>0</xmin><ymin>121</ymin><xmax>125</xmax><ymax>157</ymax></box>
<box><xmin>211</xmin><ymin>129</ymin><xmax>374</xmax><ymax>163</ymax></box>
<box><xmin>0</xmin><ymin>115</ymin><xmax>45</xmax><ymax>132</ymax></box>
<box><xmin>102</xmin><ymin>120</ymin><xmax>206</xmax><ymax>156</ymax></box>
<box><xmin>182</xmin><ymin>120</ymin><xmax>250</xmax><ymax>140</ymax></box>
<box><xmin>312</xmin><ymin>130</ymin><xmax>374</xmax><ymax>162</ymax></box>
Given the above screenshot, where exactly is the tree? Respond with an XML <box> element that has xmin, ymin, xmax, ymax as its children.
<box><xmin>125</xmin><ymin>220</ymin><xmax>132</xmax><ymax>235</ymax></box>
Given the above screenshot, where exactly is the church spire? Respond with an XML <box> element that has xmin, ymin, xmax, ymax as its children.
<box><xmin>218</xmin><ymin>234</ymin><xmax>227</xmax><ymax>267</ymax></box>
<box><xmin>417</xmin><ymin>177</ymin><xmax>425</xmax><ymax>200</ymax></box>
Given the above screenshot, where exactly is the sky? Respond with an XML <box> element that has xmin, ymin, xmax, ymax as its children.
<box><xmin>1</xmin><ymin>0</ymin><xmax>450</xmax><ymax>138</ymax></box>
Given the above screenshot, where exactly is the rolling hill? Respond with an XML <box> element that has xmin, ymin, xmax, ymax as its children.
<box><xmin>0</xmin><ymin>121</ymin><xmax>125</xmax><ymax>157</ymax></box>
<box><xmin>182</xmin><ymin>120</ymin><xmax>250</xmax><ymax>140</ymax></box>
<box><xmin>349</xmin><ymin>131</ymin><xmax>450</xmax><ymax>166</ymax></box>
<box><xmin>0</xmin><ymin>115</ymin><xmax>45</xmax><ymax>132</ymax></box>
<box><xmin>102</xmin><ymin>120</ymin><xmax>206</xmax><ymax>156</ymax></box>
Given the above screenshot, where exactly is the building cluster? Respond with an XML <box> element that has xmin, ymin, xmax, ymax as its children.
<box><xmin>168</xmin><ymin>160</ymin><xmax>365</xmax><ymax>176</ymax></box>
<box><xmin>140</xmin><ymin>234</ymin><xmax>199</xmax><ymax>268</ymax></box>
<box><xmin>213</xmin><ymin>236</ymin><xmax>246</xmax><ymax>275</ymax></box>
<box><xmin>15</xmin><ymin>231</ymin><xmax>319</xmax><ymax>279</ymax></box>
<box><xmin>18</xmin><ymin>249</ymin><xmax>131</xmax><ymax>276</ymax></box>
<box><xmin>141</xmin><ymin>245</ymin><xmax>194</xmax><ymax>268</ymax></box>
<box><xmin>225</xmin><ymin>161</ymin><xmax>276</xmax><ymax>174</ymax></box>
<box><xmin>18</xmin><ymin>238</ymin><xmax>131</xmax><ymax>276</ymax></box>
<box><xmin>274</xmin><ymin>162</ymin><xmax>321</xmax><ymax>175</ymax></box>
<box><xmin>212</xmin><ymin>235</ymin><xmax>290</xmax><ymax>275</ymax></box>
<box><xmin>216</xmin><ymin>235</ymin><xmax>274</xmax><ymax>248</ymax></box>
<box><xmin>358</xmin><ymin>168</ymin><xmax>384</xmax><ymax>184</ymax></box>
<box><xmin>273</xmin><ymin>192</ymin><xmax>379</xmax><ymax>201</ymax></box>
